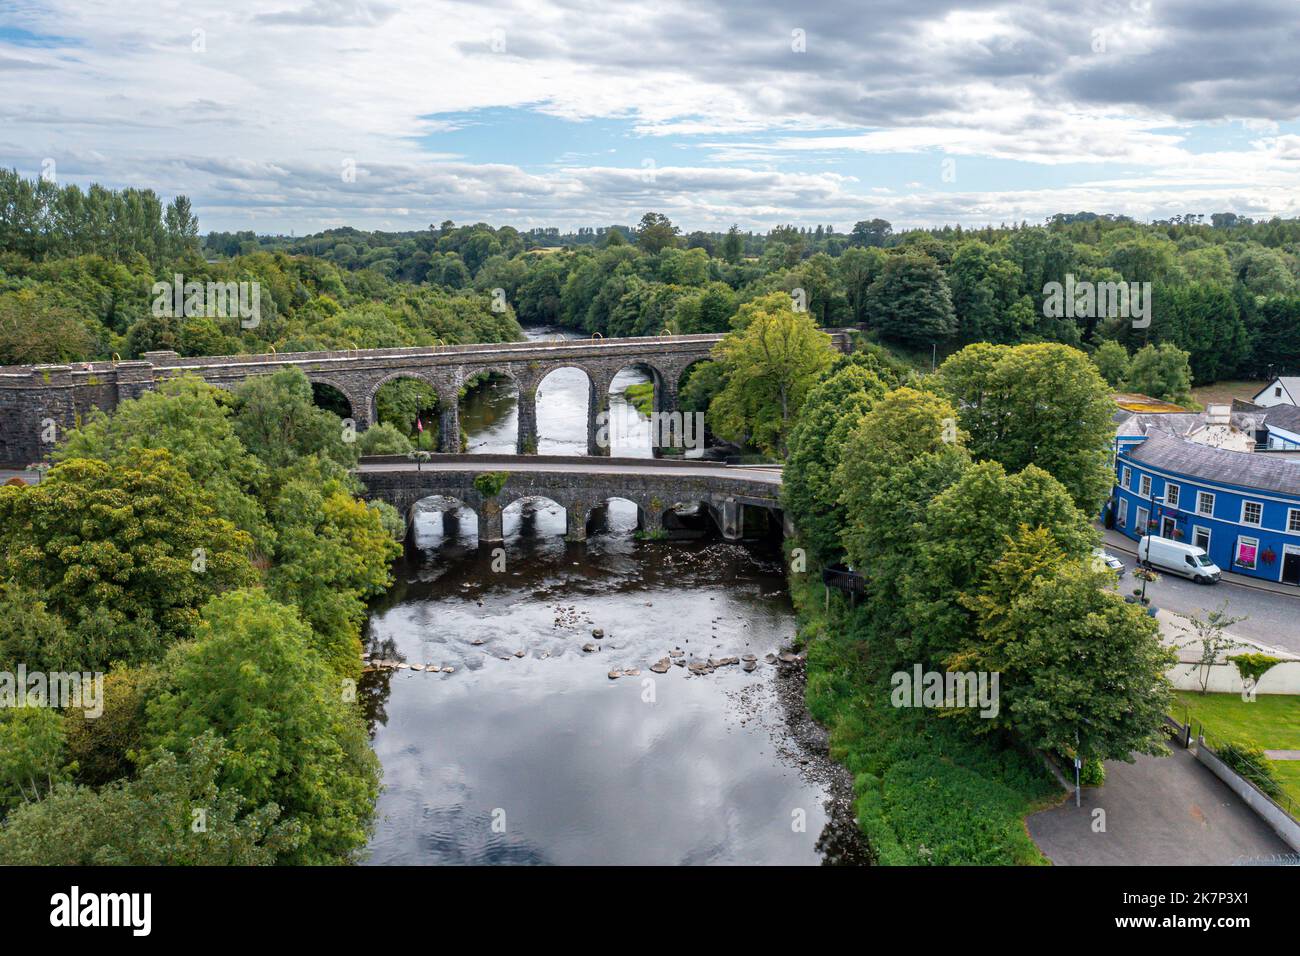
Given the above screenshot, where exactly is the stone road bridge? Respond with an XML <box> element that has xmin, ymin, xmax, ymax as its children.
<box><xmin>356</xmin><ymin>455</ymin><xmax>786</xmax><ymax>544</ymax></box>
<box><xmin>0</xmin><ymin>330</ymin><xmax>850</xmax><ymax>466</ymax></box>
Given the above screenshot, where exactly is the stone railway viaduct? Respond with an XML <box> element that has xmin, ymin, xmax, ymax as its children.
<box><xmin>0</xmin><ymin>331</ymin><xmax>849</xmax><ymax>466</ymax></box>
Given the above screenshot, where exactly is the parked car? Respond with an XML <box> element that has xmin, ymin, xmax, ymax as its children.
<box><xmin>1092</xmin><ymin>547</ymin><xmax>1125</xmax><ymax>576</ymax></box>
<box><xmin>1137</xmin><ymin>535</ymin><xmax>1221</xmax><ymax>584</ymax></box>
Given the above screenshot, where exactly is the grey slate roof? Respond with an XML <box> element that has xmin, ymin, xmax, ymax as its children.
<box><xmin>1127</xmin><ymin>433</ymin><xmax>1300</xmax><ymax>497</ymax></box>
<box><xmin>1260</xmin><ymin>403</ymin><xmax>1300</xmax><ymax>435</ymax></box>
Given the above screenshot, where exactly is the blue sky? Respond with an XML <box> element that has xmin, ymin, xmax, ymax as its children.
<box><xmin>2</xmin><ymin>0</ymin><xmax>1298</xmax><ymax>234</ymax></box>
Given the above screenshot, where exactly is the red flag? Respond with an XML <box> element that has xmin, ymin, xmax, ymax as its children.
<box><xmin>416</xmin><ymin>416</ymin><xmax>424</xmax><ymax>433</ymax></box>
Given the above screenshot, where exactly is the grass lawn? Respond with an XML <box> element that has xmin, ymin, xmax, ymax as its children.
<box><xmin>1172</xmin><ymin>691</ymin><xmax>1300</xmax><ymax>807</ymax></box>
<box><xmin>1190</xmin><ymin>380</ymin><xmax>1266</xmax><ymax>407</ymax></box>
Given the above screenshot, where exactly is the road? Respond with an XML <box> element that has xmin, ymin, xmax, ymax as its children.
<box><xmin>354</xmin><ymin>455</ymin><xmax>784</xmax><ymax>485</ymax></box>
<box><xmin>1101</xmin><ymin>547</ymin><xmax>1300</xmax><ymax>657</ymax></box>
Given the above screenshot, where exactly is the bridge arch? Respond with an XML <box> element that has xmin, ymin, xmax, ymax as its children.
<box><xmin>502</xmin><ymin>494</ymin><xmax>569</xmax><ymax>540</ymax></box>
<box><xmin>365</xmin><ymin>370</ymin><xmax>441</xmax><ymax>425</ymax></box>
<box><xmin>369</xmin><ymin>372</ymin><xmax>442</xmax><ymax>450</ymax></box>
<box><xmin>407</xmin><ymin>494</ymin><xmax>478</xmax><ymax>547</ymax></box>
<box><xmin>534</xmin><ymin>364</ymin><xmax>593</xmax><ymax>456</ymax></box>
<box><xmin>307</xmin><ymin>376</ymin><xmax>362</xmax><ymax>424</ymax></box>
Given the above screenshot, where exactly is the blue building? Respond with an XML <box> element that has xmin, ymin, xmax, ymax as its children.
<box><xmin>1111</xmin><ymin>430</ymin><xmax>1300</xmax><ymax>586</ymax></box>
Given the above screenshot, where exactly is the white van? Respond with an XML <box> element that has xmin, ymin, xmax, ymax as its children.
<box><xmin>1137</xmin><ymin>535</ymin><xmax>1221</xmax><ymax>584</ymax></box>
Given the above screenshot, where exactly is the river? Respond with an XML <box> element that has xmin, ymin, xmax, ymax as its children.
<box><xmin>359</xmin><ymin>327</ymin><xmax>865</xmax><ymax>865</ymax></box>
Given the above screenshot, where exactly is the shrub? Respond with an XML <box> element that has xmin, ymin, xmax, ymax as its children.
<box><xmin>1214</xmin><ymin>741</ymin><xmax>1283</xmax><ymax>800</ymax></box>
<box><xmin>473</xmin><ymin>471</ymin><xmax>509</xmax><ymax>498</ymax></box>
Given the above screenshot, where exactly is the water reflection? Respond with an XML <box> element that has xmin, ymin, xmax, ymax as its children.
<box><xmin>361</xmin><ymin>501</ymin><xmax>850</xmax><ymax>865</ymax></box>
<box><xmin>462</xmin><ymin>326</ymin><xmax>654</xmax><ymax>457</ymax></box>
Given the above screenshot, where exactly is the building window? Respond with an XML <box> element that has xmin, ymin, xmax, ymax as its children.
<box><xmin>1242</xmin><ymin>501</ymin><xmax>1263</xmax><ymax>526</ymax></box>
<box><xmin>1236</xmin><ymin>536</ymin><xmax>1259</xmax><ymax>570</ymax></box>
<box><xmin>1165</xmin><ymin>484</ymin><xmax>1179</xmax><ymax>508</ymax></box>
<box><xmin>1194</xmin><ymin>526</ymin><xmax>1211</xmax><ymax>552</ymax></box>
<box><xmin>1197</xmin><ymin>491</ymin><xmax>1215</xmax><ymax>516</ymax></box>
<box><xmin>1118</xmin><ymin>498</ymin><xmax>1129</xmax><ymax>527</ymax></box>
<box><xmin>1122</xmin><ymin>466</ymin><xmax>1132</xmax><ymax>489</ymax></box>
<box><xmin>1289</xmin><ymin>508</ymin><xmax>1300</xmax><ymax>534</ymax></box>
<box><xmin>1139</xmin><ymin>474</ymin><xmax>1152</xmax><ymax>497</ymax></box>
<box><xmin>1136</xmin><ymin>506</ymin><xmax>1149</xmax><ymax>532</ymax></box>
<box><xmin>1278</xmin><ymin>387</ymin><xmax>1284</xmax><ymax>397</ymax></box>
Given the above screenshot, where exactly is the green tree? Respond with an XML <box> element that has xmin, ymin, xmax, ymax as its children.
<box><xmin>636</xmin><ymin>212</ymin><xmax>679</xmax><ymax>254</ymax></box>
<box><xmin>1091</xmin><ymin>339</ymin><xmax>1130</xmax><ymax>387</ymax></box>
<box><xmin>232</xmin><ymin>367</ymin><xmax>359</xmax><ymax>471</ymax></box>
<box><xmin>959</xmin><ymin>534</ymin><xmax>1175</xmax><ymax>762</ymax></box>
<box><xmin>864</xmin><ymin>252</ymin><xmax>956</xmax><ymax>348</ymax></box>
<box><xmin>783</xmin><ymin>364</ymin><xmax>887</xmax><ymax>563</ymax></box>
<box><xmin>936</xmin><ymin>342</ymin><xmax>1115</xmax><ymax>513</ymax></box>
<box><xmin>0</xmin><ymin>705</ymin><xmax>69</xmax><ymax>812</ymax></box>
<box><xmin>0</xmin><ymin>733</ymin><xmax>299</xmax><ymax>865</ymax></box>
<box><xmin>0</xmin><ymin>453</ymin><xmax>258</xmax><ymax>670</ymax></box>
<box><xmin>144</xmin><ymin>590</ymin><xmax>380</xmax><ymax>865</ymax></box>
<box><xmin>1122</xmin><ymin>343</ymin><xmax>1194</xmax><ymax>404</ymax></box>
<box><xmin>708</xmin><ymin>292</ymin><xmax>837</xmax><ymax>456</ymax></box>
<box><xmin>56</xmin><ymin>374</ymin><xmax>273</xmax><ymax>556</ymax></box>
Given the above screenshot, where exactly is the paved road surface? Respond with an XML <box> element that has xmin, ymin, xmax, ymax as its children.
<box><xmin>355</xmin><ymin>456</ymin><xmax>784</xmax><ymax>485</ymax></box>
<box><xmin>1027</xmin><ymin>748</ymin><xmax>1293</xmax><ymax>865</ymax></box>
<box><xmin>1100</xmin><ymin>541</ymin><xmax>1300</xmax><ymax>657</ymax></box>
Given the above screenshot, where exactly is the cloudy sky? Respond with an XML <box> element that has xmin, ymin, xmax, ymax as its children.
<box><xmin>3</xmin><ymin>0</ymin><xmax>1298</xmax><ymax>234</ymax></box>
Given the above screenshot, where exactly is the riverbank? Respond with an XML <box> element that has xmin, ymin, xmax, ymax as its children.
<box><xmin>785</xmin><ymin>542</ymin><xmax>1063</xmax><ymax>865</ymax></box>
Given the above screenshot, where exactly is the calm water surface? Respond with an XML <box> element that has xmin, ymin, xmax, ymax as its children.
<box><xmin>360</xmin><ymin>327</ymin><xmax>851</xmax><ymax>865</ymax></box>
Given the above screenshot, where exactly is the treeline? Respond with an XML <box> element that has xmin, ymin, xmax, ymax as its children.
<box><xmin>0</xmin><ymin>369</ymin><xmax>401</xmax><ymax>863</ymax></box>
<box><xmin>210</xmin><ymin>209</ymin><xmax>1300</xmax><ymax>384</ymax></box>
<box><xmin>0</xmin><ymin>173</ymin><xmax>523</xmax><ymax>367</ymax></box>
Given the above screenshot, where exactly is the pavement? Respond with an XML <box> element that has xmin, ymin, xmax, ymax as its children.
<box><xmin>1101</xmin><ymin>526</ymin><xmax>1299</xmax><ymax>598</ymax></box>
<box><xmin>1027</xmin><ymin>747</ymin><xmax>1293</xmax><ymax>865</ymax></box>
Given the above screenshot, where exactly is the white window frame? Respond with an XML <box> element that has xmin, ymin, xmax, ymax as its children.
<box><xmin>1196</xmin><ymin>491</ymin><xmax>1215</xmax><ymax>517</ymax></box>
<box><xmin>1236</xmin><ymin>536</ymin><xmax>1260</xmax><ymax>571</ymax></box>
<box><xmin>1139</xmin><ymin>474</ymin><xmax>1152</xmax><ymax>497</ymax></box>
<box><xmin>1241</xmin><ymin>500</ymin><xmax>1263</xmax><ymax>527</ymax></box>
<box><xmin>1136</xmin><ymin>506</ymin><xmax>1149</xmax><ymax>533</ymax></box>
<box><xmin>1118</xmin><ymin>498</ymin><xmax>1129</xmax><ymax>527</ymax></box>
<box><xmin>1165</xmin><ymin>483</ymin><xmax>1180</xmax><ymax>508</ymax></box>
<box><xmin>1193</xmin><ymin>526</ymin><xmax>1211</xmax><ymax>552</ymax></box>
<box><xmin>1122</xmin><ymin>466</ymin><xmax>1132</xmax><ymax>489</ymax></box>
<box><xmin>1289</xmin><ymin>508</ymin><xmax>1300</xmax><ymax>534</ymax></box>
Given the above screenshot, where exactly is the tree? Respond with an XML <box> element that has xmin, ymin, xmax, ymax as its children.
<box><xmin>1177</xmin><ymin>602</ymin><xmax>1248</xmax><ymax>695</ymax></box>
<box><xmin>56</xmin><ymin>374</ymin><xmax>273</xmax><ymax>556</ymax></box>
<box><xmin>864</xmin><ymin>252</ymin><xmax>956</xmax><ymax>348</ymax></box>
<box><xmin>707</xmin><ymin>292</ymin><xmax>837</xmax><ymax>456</ymax></box>
<box><xmin>947</xmin><ymin>241</ymin><xmax>1029</xmax><ymax>343</ymax></box>
<box><xmin>783</xmin><ymin>364</ymin><xmax>887</xmax><ymax>563</ymax></box>
<box><xmin>936</xmin><ymin>342</ymin><xmax>1115</xmax><ymax>514</ymax></box>
<box><xmin>636</xmin><ymin>212</ymin><xmax>679</xmax><ymax>254</ymax></box>
<box><xmin>264</xmin><ymin>457</ymin><xmax>400</xmax><ymax>677</ymax></box>
<box><xmin>356</xmin><ymin>422</ymin><xmax>413</xmax><ymax>455</ymax></box>
<box><xmin>144</xmin><ymin>590</ymin><xmax>380</xmax><ymax>865</ymax></box>
<box><xmin>904</xmin><ymin>460</ymin><xmax>1097</xmax><ymax>663</ymax></box>
<box><xmin>722</xmin><ymin>225</ymin><xmax>744</xmax><ymax>264</ymax></box>
<box><xmin>850</xmin><ymin>218</ymin><xmax>892</xmax><ymax>247</ymax></box>
<box><xmin>0</xmin><ymin>705</ymin><xmax>69</xmax><ymax>812</ymax></box>
<box><xmin>232</xmin><ymin>367</ymin><xmax>359</xmax><ymax>471</ymax></box>
<box><xmin>838</xmin><ymin>246</ymin><xmax>887</xmax><ymax>325</ymax></box>
<box><xmin>957</xmin><ymin>534</ymin><xmax>1175</xmax><ymax>762</ymax></box>
<box><xmin>1122</xmin><ymin>343</ymin><xmax>1193</xmax><ymax>404</ymax></box>
<box><xmin>0</xmin><ymin>452</ymin><xmax>258</xmax><ymax>670</ymax></box>
<box><xmin>0</xmin><ymin>733</ymin><xmax>299</xmax><ymax>865</ymax></box>
<box><xmin>1091</xmin><ymin>339</ymin><xmax>1130</xmax><ymax>387</ymax></box>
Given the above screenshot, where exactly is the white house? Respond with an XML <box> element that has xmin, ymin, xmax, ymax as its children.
<box><xmin>1252</xmin><ymin>377</ymin><xmax>1300</xmax><ymax>408</ymax></box>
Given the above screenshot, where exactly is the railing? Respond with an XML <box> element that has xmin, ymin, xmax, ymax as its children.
<box><xmin>822</xmin><ymin>563</ymin><xmax>867</xmax><ymax>597</ymax></box>
<box><xmin>1190</xmin><ymin>717</ymin><xmax>1300</xmax><ymax>822</ymax></box>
